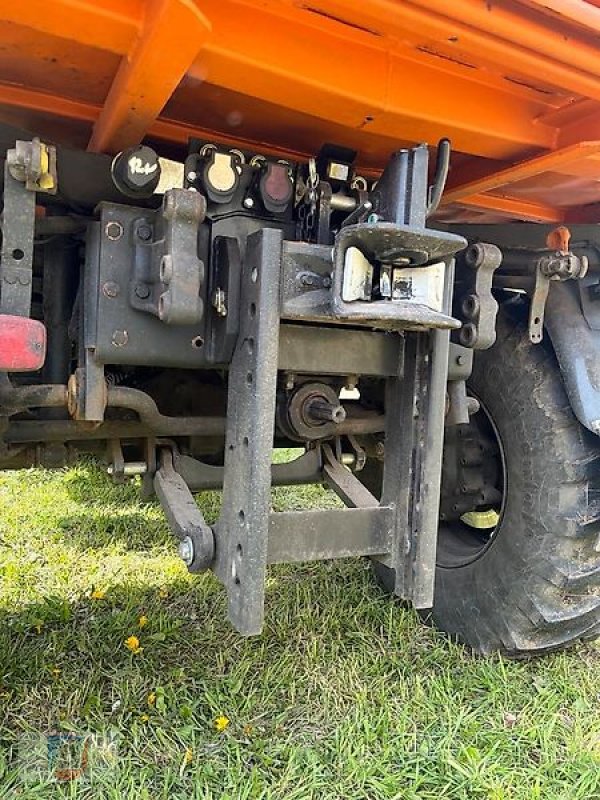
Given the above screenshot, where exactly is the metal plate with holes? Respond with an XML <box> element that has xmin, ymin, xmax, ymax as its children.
<box><xmin>86</xmin><ymin>204</ymin><xmax>209</xmax><ymax>368</ymax></box>
<box><xmin>212</xmin><ymin>228</ymin><xmax>283</xmax><ymax>635</ymax></box>
<box><xmin>0</xmin><ymin>164</ymin><xmax>36</xmax><ymax>317</ymax></box>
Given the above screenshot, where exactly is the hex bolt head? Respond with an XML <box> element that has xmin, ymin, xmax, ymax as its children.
<box><xmin>105</xmin><ymin>221</ymin><xmax>123</xmax><ymax>241</ymax></box>
<box><xmin>137</xmin><ymin>224</ymin><xmax>152</xmax><ymax>242</ymax></box>
<box><xmin>243</xmin><ymin>197</ymin><xmax>255</xmax><ymax>209</ymax></box>
<box><xmin>102</xmin><ymin>281</ymin><xmax>120</xmax><ymax>298</ymax></box>
<box><xmin>179</xmin><ymin>536</ymin><xmax>194</xmax><ymax>567</ymax></box>
<box><xmin>134</xmin><ymin>284</ymin><xmax>150</xmax><ymax>300</ymax></box>
<box><xmin>111</xmin><ymin>329</ymin><xmax>129</xmax><ymax>347</ymax></box>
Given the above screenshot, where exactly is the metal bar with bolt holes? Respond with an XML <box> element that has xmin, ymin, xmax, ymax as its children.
<box><xmin>212</xmin><ymin>228</ymin><xmax>283</xmax><ymax>636</ymax></box>
<box><xmin>376</xmin><ymin>261</ymin><xmax>454</xmax><ymax>608</ymax></box>
<box><xmin>0</xmin><ymin>163</ymin><xmax>36</xmax><ymax>317</ymax></box>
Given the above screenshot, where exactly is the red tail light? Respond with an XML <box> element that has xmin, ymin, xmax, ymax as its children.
<box><xmin>0</xmin><ymin>315</ymin><xmax>46</xmax><ymax>372</ymax></box>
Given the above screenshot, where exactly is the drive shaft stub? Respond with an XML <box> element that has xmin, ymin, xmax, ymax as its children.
<box><xmin>283</xmin><ymin>382</ymin><xmax>346</xmax><ymax>441</ymax></box>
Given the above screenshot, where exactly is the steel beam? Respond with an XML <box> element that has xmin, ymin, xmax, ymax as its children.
<box><xmin>290</xmin><ymin>0</ymin><xmax>600</xmax><ymax>102</ymax></box>
<box><xmin>453</xmin><ymin>194</ymin><xmax>563</xmax><ymax>223</ymax></box>
<box><xmin>443</xmin><ymin>142</ymin><xmax>600</xmax><ymax>204</ymax></box>
<box><xmin>0</xmin><ymin>0</ymin><xmax>559</xmax><ymax>158</ymax></box>
<box><xmin>87</xmin><ymin>0</ymin><xmax>210</xmax><ymax>152</ymax></box>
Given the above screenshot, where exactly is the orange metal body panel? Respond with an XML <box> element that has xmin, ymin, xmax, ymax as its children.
<box><xmin>2</xmin><ymin>0</ymin><xmax>600</xmax><ymax>221</ymax></box>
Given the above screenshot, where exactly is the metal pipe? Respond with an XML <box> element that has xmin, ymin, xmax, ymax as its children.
<box><xmin>106</xmin><ymin>386</ymin><xmax>226</xmax><ymax>436</ymax></box>
<box><xmin>330</xmin><ymin>193</ymin><xmax>358</xmax><ymax>212</ymax></box>
<box><xmin>4</xmin><ymin>421</ymin><xmax>156</xmax><ymax>443</ymax></box>
<box><xmin>42</xmin><ymin>238</ymin><xmax>78</xmax><ymax>418</ymax></box>
<box><xmin>0</xmin><ymin>384</ymin><xmax>68</xmax><ymax>411</ymax></box>
<box><xmin>0</xmin><ymin>383</ymin><xmax>385</xmax><ymax>439</ymax></box>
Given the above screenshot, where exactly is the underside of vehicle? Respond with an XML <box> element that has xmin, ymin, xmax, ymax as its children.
<box><xmin>0</xmin><ymin>0</ymin><xmax>599</xmax><ymax>655</ymax></box>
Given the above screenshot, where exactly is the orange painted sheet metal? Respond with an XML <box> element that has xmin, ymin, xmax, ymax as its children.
<box><xmin>2</xmin><ymin>0</ymin><xmax>600</xmax><ymax>221</ymax></box>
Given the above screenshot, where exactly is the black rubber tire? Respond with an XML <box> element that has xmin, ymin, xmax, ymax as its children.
<box><xmin>374</xmin><ymin>307</ymin><xmax>600</xmax><ymax>656</ymax></box>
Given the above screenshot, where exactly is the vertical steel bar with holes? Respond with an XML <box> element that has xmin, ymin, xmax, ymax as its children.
<box><xmin>0</xmin><ymin>163</ymin><xmax>35</xmax><ymax>317</ymax></box>
<box><xmin>213</xmin><ymin>228</ymin><xmax>283</xmax><ymax>635</ymax></box>
<box><xmin>381</xmin><ymin>260</ymin><xmax>454</xmax><ymax>608</ymax></box>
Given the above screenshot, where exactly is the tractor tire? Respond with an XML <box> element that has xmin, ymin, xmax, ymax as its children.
<box><xmin>374</xmin><ymin>306</ymin><xmax>600</xmax><ymax>655</ymax></box>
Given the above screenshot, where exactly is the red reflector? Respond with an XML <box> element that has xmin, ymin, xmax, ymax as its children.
<box><xmin>0</xmin><ymin>315</ymin><xmax>46</xmax><ymax>372</ymax></box>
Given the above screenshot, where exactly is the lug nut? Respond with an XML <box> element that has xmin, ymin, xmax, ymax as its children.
<box><xmin>179</xmin><ymin>535</ymin><xmax>194</xmax><ymax>567</ymax></box>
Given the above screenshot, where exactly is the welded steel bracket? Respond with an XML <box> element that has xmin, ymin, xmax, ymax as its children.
<box><xmin>528</xmin><ymin>251</ymin><xmax>587</xmax><ymax>344</ymax></box>
<box><xmin>374</xmin><ymin>262</ymin><xmax>453</xmax><ymax>606</ymax></box>
<box><xmin>154</xmin><ymin>227</ymin><xmax>454</xmax><ymax>632</ymax></box>
<box><xmin>453</xmin><ymin>242</ymin><xmax>502</xmax><ymax>349</ymax></box>
<box><xmin>130</xmin><ymin>188</ymin><xmax>206</xmax><ymax>324</ymax></box>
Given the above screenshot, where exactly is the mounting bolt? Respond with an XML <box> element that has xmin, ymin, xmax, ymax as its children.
<box><xmin>137</xmin><ymin>224</ymin><xmax>152</xmax><ymax>242</ymax></box>
<box><xmin>187</xmin><ymin>171</ymin><xmax>197</xmax><ymax>183</ymax></box>
<box><xmin>111</xmin><ymin>329</ymin><xmax>128</xmax><ymax>347</ymax></box>
<box><xmin>102</xmin><ymin>281</ymin><xmax>120</xmax><ymax>299</ymax></box>
<box><xmin>179</xmin><ymin>535</ymin><xmax>194</xmax><ymax>566</ymax></box>
<box><xmin>243</xmin><ymin>197</ymin><xmax>255</xmax><ymax>209</ymax></box>
<box><xmin>105</xmin><ymin>221</ymin><xmax>123</xmax><ymax>241</ymax></box>
<box><xmin>134</xmin><ymin>284</ymin><xmax>150</xmax><ymax>300</ymax></box>
<box><xmin>375</xmin><ymin>441</ymin><xmax>385</xmax><ymax>458</ymax></box>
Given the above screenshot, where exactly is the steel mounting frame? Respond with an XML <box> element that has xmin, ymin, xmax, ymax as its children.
<box><xmin>179</xmin><ymin>227</ymin><xmax>454</xmax><ymax>635</ymax></box>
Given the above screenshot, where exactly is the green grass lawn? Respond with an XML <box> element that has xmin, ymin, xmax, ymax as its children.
<box><xmin>0</xmin><ymin>458</ymin><xmax>599</xmax><ymax>798</ymax></box>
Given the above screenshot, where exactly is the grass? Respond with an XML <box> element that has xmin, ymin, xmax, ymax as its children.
<box><xmin>0</xmin><ymin>456</ymin><xmax>598</xmax><ymax>799</ymax></box>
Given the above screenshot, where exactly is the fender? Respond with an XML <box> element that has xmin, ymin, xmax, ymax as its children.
<box><xmin>544</xmin><ymin>281</ymin><xmax>600</xmax><ymax>435</ymax></box>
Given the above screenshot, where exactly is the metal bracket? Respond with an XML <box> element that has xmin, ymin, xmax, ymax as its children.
<box><xmin>331</xmin><ymin>223</ymin><xmax>464</xmax><ymax>330</ymax></box>
<box><xmin>7</xmin><ymin>138</ymin><xmax>57</xmax><ymax>194</ymax></box>
<box><xmin>0</xmin><ymin>161</ymin><xmax>36</xmax><ymax>317</ymax></box>
<box><xmin>453</xmin><ymin>242</ymin><xmax>502</xmax><ymax>349</ymax></box>
<box><xmin>130</xmin><ymin>189</ymin><xmax>206</xmax><ymax>325</ymax></box>
<box><xmin>529</xmin><ymin>251</ymin><xmax>588</xmax><ymax>344</ymax></box>
<box><xmin>154</xmin><ymin>448</ymin><xmax>214</xmax><ymax>572</ymax></box>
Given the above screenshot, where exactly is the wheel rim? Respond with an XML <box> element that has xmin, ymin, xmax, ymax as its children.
<box><xmin>437</xmin><ymin>394</ymin><xmax>507</xmax><ymax>569</ymax></box>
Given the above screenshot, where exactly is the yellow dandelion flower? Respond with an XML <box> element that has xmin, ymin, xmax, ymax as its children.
<box><xmin>147</xmin><ymin>692</ymin><xmax>156</xmax><ymax>706</ymax></box>
<box><xmin>184</xmin><ymin>747</ymin><xmax>193</xmax><ymax>765</ymax></box>
<box><xmin>138</xmin><ymin>615</ymin><xmax>148</xmax><ymax>629</ymax></box>
<box><xmin>158</xmin><ymin>587</ymin><xmax>169</xmax><ymax>599</ymax></box>
<box><xmin>90</xmin><ymin>589</ymin><xmax>106</xmax><ymax>600</ymax></box>
<box><xmin>140</xmin><ymin>714</ymin><xmax>149</xmax><ymax>723</ymax></box>
<box><xmin>124</xmin><ymin>635</ymin><xmax>143</xmax><ymax>655</ymax></box>
<box><xmin>215</xmin><ymin>715</ymin><xmax>230</xmax><ymax>732</ymax></box>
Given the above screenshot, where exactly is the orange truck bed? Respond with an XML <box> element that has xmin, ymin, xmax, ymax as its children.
<box><xmin>1</xmin><ymin>0</ymin><xmax>600</xmax><ymax>223</ymax></box>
